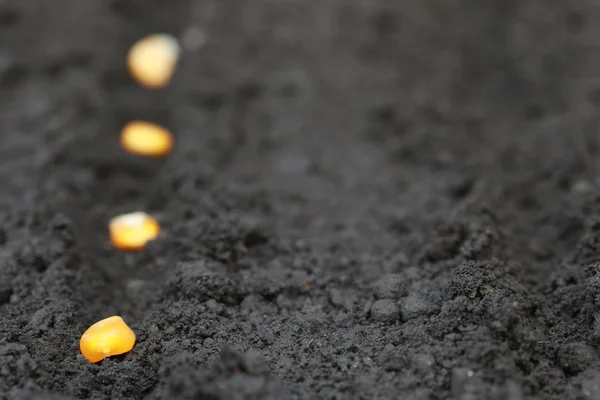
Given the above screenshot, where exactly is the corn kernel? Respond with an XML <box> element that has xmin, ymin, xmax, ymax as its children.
<box><xmin>127</xmin><ymin>33</ymin><xmax>180</xmax><ymax>89</ymax></box>
<box><xmin>109</xmin><ymin>212</ymin><xmax>160</xmax><ymax>251</ymax></box>
<box><xmin>121</xmin><ymin>121</ymin><xmax>173</xmax><ymax>157</ymax></box>
<box><xmin>80</xmin><ymin>316</ymin><xmax>136</xmax><ymax>363</ymax></box>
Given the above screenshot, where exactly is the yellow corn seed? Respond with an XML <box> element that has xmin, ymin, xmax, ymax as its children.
<box><xmin>80</xmin><ymin>316</ymin><xmax>136</xmax><ymax>363</ymax></box>
<box><xmin>121</xmin><ymin>121</ymin><xmax>173</xmax><ymax>157</ymax></box>
<box><xmin>127</xmin><ymin>33</ymin><xmax>180</xmax><ymax>89</ymax></box>
<box><xmin>109</xmin><ymin>212</ymin><xmax>161</xmax><ymax>251</ymax></box>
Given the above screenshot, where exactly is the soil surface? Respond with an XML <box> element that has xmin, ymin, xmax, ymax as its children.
<box><xmin>2</xmin><ymin>0</ymin><xmax>600</xmax><ymax>399</ymax></box>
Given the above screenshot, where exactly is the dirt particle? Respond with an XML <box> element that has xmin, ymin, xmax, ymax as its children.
<box><xmin>557</xmin><ymin>342</ymin><xmax>598</xmax><ymax>374</ymax></box>
<box><xmin>373</xmin><ymin>274</ymin><xmax>406</xmax><ymax>299</ymax></box>
<box><xmin>370</xmin><ymin>299</ymin><xmax>399</xmax><ymax>323</ymax></box>
<box><xmin>0</xmin><ymin>285</ymin><xmax>11</xmax><ymax>305</ymax></box>
<box><xmin>582</xmin><ymin>372</ymin><xmax>600</xmax><ymax>400</ymax></box>
<box><xmin>399</xmin><ymin>292</ymin><xmax>437</xmax><ymax>320</ymax></box>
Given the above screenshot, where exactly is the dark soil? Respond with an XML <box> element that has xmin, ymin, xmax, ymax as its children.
<box><xmin>2</xmin><ymin>0</ymin><xmax>600</xmax><ymax>399</ymax></box>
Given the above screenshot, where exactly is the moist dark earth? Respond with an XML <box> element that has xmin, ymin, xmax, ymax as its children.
<box><xmin>3</xmin><ymin>0</ymin><xmax>600</xmax><ymax>399</ymax></box>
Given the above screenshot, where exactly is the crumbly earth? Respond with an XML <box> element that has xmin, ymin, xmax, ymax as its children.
<box><xmin>1</xmin><ymin>0</ymin><xmax>600</xmax><ymax>399</ymax></box>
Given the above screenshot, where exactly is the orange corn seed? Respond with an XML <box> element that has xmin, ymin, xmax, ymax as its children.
<box><xmin>121</xmin><ymin>121</ymin><xmax>173</xmax><ymax>157</ymax></box>
<box><xmin>80</xmin><ymin>316</ymin><xmax>136</xmax><ymax>363</ymax></box>
<box><xmin>127</xmin><ymin>33</ymin><xmax>180</xmax><ymax>89</ymax></box>
<box><xmin>109</xmin><ymin>211</ymin><xmax>161</xmax><ymax>251</ymax></box>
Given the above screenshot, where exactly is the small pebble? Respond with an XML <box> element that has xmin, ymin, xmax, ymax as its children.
<box><xmin>399</xmin><ymin>292</ymin><xmax>436</xmax><ymax>320</ymax></box>
<box><xmin>241</xmin><ymin>349</ymin><xmax>269</xmax><ymax>375</ymax></box>
<box><xmin>383</xmin><ymin>343</ymin><xmax>395</xmax><ymax>353</ymax></box>
<box><xmin>182</xmin><ymin>25</ymin><xmax>206</xmax><ymax>51</ymax></box>
<box><xmin>0</xmin><ymin>285</ymin><xmax>11</xmax><ymax>304</ymax></box>
<box><xmin>240</xmin><ymin>295</ymin><xmax>259</xmax><ymax>313</ymax></box>
<box><xmin>125</xmin><ymin>279</ymin><xmax>147</xmax><ymax>298</ymax></box>
<box><xmin>373</xmin><ymin>274</ymin><xmax>406</xmax><ymax>299</ymax></box>
<box><xmin>329</xmin><ymin>288</ymin><xmax>353</xmax><ymax>311</ymax></box>
<box><xmin>503</xmin><ymin>381</ymin><xmax>523</xmax><ymax>400</ymax></box>
<box><xmin>451</xmin><ymin>368</ymin><xmax>475</xmax><ymax>399</ymax></box>
<box><xmin>557</xmin><ymin>342</ymin><xmax>597</xmax><ymax>374</ymax></box>
<box><xmin>582</xmin><ymin>372</ymin><xmax>600</xmax><ymax>400</ymax></box>
<box><xmin>329</xmin><ymin>288</ymin><xmax>344</xmax><ymax>307</ymax></box>
<box><xmin>334</xmin><ymin>312</ymin><xmax>351</xmax><ymax>327</ymax></box>
<box><xmin>370</xmin><ymin>299</ymin><xmax>398</xmax><ymax>322</ymax></box>
<box><xmin>205</xmin><ymin>299</ymin><xmax>219</xmax><ymax>313</ymax></box>
<box><xmin>412</xmin><ymin>353</ymin><xmax>435</xmax><ymax>369</ymax></box>
<box><xmin>591</xmin><ymin>316</ymin><xmax>600</xmax><ymax>345</ymax></box>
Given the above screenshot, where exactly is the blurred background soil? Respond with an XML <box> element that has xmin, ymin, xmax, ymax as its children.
<box><xmin>2</xmin><ymin>0</ymin><xmax>600</xmax><ymax>399</ymax></box>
